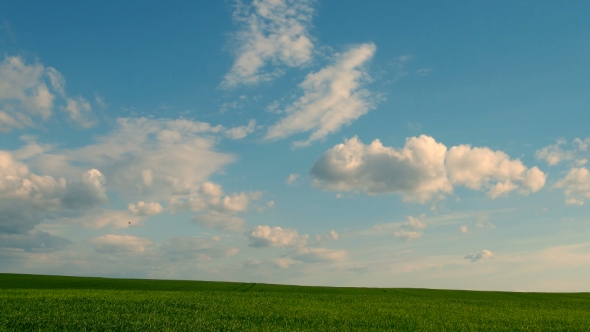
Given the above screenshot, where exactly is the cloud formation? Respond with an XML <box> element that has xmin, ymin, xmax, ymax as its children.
<box><xmin>464</xmin><ymin>249</ymin><xmax>493</xmax><ymax>262</ymax></box>
<box><xmin>222</xmin><ymin>0</ymin><xmax>315</xmax><ymax>87</ymax></box>
<box><xmin>554</xmin><ymin>167</ymin><xmax>590</xmax><ymax>206</ymax></box>
<box><xmin>265</xmin><ymin>43</ymin><xmax>377</xmax><ymax>147</ymax></box>
<box><xmin>310</xmin><ymin>135</ymin><xmax>451</xmax><ymax>203</ymax></box>
<box><xmin>0</xmin><ymin>56</ymin><xmax>95</xmax><ymax>131</ymax></box>
<box><xmin>535</xmin><ymin>138</ymin><xmax>589</xmax><ymax>166</ymax></box>
<box><xmin>92</xmin><ymin>235</ymin><xmax>153</xmax><ymax>254</ymax></box>
<box><xmin>311</xmin><ymin>135</ymin><xmax>546</xmax><ymax>203</ymax></box>
<box><xmin>248</xmin><ymin>225</ymin><xmax>308</xmax><ymax>247</ymax></box>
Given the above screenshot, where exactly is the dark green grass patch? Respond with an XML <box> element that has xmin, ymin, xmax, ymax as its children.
<box><xmin>1</xmin><ymin>273</ymin><xmax>590</xmax><ymax>331</ymax></box>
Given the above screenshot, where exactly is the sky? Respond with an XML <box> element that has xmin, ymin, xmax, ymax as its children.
<box><xmin>1</xmin><ymin>0</ymin><xmax>590</xmax><ymax>292</ymax></box>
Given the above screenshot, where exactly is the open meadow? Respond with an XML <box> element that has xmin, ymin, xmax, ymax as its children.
<box><xmin>1</xmin><ymin>273</ymin><xmax>590</xmax><ymax>331</ymax></box>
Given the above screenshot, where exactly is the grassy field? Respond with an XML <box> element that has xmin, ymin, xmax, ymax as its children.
<box><xmin>1</xmin><ymin>273</ymin><xmax>590</xmax><ymax>331</ymax></box>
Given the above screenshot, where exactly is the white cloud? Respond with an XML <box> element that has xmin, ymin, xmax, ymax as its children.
<box><xmin>223</xmin><ymin>119</ymin><xmax>257</xmax><ymax>139</ymax></box>
<box><xmin>64</xmin><ymin>96</ymin><xmax>95</xmax><ymax>128</ymax></box>
<box><xmin>402</xmin><ymin>215</ymin><xmax>426</xmax><ymax>230</ymax></box>
<box><xmin>0</xmin><ymin>151</ymin><xmax>107</xmax><ymax>212</ymax></box>
<box><xmin>192</xmin><ymin>213</ymin><xmax>246</xmax><ymax>232</ymax></box>
<box><xmin>0</xmin><ymin>55</ymin><xmax>96</xmax><ymax>131</ymax></box>
<box><xmin>464</xmin><ymin>249</ymin><xmax>493</xmax><ymax>262</ymax></box>
<box><xmin>536</xmin><ymin>138</ymin><xmax>590</xmax><ymax>166</ymax></box>
<box><xmin>460</xmin><ymin>225</ymin><xmax>468</xmax><ymax>234</ymax></box>
<box><xmin>313</xmin><ymin>230</ymin><xmax>339</xmax><ymax>244</ymax></box>
<box><xmin>31</xmin><ymin>118</ymin><xmax>253</xmax><ymax>200</ymax></box>
<box><xmin>92</xmin><ymin>235</ymin><xmax>153</xmax><ymax>254</ymax></box>
<box><xmin>64</xmin><ymin>210</ymin><xmax>143</xmax><ymax>229</ymax></box>
<box><xmin>535</xmin><ymin>139</ymin><xmax>575</xmax><ymax>166</ymax></box>
<box><xmin>286</xmin><ymin>173</ymin><xmax>299</xmax><ymax>185</ymax></box>
<box><xmin>0</xmin><ymin>56</ymin><xmax>54</xmax><ymax>126</ymax></box>
<box><xmin>394</xmin><ymin>230</ymin><xmax>422</xmax><ymax>241</ymax></box>
<box><xmin>311</xmin><ymin>135</ymin><xmax>546</xmax><ymax>203</ymax></box>
<box><xmin>128</xmin><ymin>201</ymin><xmax>164</xmax><ymax>217</ymax></box>
<box><xmin>222</xmin><ymin>0</ymin><xmax>315</xmax><ymax>87</ymax></box>
<box><xmin>271</xmin><ymin>257</ymin><xmax>298</xmax><ymax>269</ymax></box>
<box><xmin>248</xmin><ymin>225</ymin><xmax>308</xmax><ymax>247</ymax></box>
<box><xmin>265</xmin><ymin>43</ymin><xmax>377</xmax><ymax>147</ymax></box>
<box><xmin>554</xmin><ymin>167</ymin><xmax>590</xmax><ymax>206</ymax></box>
<box><xmin>447</xmin><ymin>144</ymin><xmax>546</xmax><ymax>198</ymax></box>
<box><xmin>310</xmin><ymin>135</ymin><xmax>451</xmax><ymax>203</ymax></box>
<box><xmin>292</xmin><ymin>247</ymin><xmax>348</xmax><ymax>262</ymax></box>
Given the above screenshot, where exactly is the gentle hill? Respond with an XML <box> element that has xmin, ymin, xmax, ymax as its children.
<box><xmin>2</xmin><ymin>273</ymin><xmax>590</xmax><ymax>331</ymax></box>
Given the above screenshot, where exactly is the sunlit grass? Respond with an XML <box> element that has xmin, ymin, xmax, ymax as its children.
<box><xmin>1</xmin><ymin>273</ymin><xmax>589</xmax><ymax>331</ymax></box>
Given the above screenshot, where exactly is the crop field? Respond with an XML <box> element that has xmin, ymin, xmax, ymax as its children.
<box><xmin>1</xmin><ymin>274</ymin><xmax>590</xmax><ymax>331</ymax></box>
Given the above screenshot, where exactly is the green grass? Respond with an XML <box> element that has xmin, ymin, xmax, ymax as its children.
<box><xmin>1</xmin><ymin>273</ymin><xmax>590</xmax><ymax>331</ymax></box>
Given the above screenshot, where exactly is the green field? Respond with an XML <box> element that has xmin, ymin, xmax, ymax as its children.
<box><xmin>1</xmin><ymin>273</ymin><xmax>589</xmax><ymax>331</ymax></box>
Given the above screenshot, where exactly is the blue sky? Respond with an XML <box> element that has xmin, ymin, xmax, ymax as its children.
<box><xmin>1</xmin><ymin>0</ymin><xmax>590</xmax><ymax>291</ymax></box>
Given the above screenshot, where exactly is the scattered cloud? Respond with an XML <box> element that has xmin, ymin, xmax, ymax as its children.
<box><xmin>92</xmin><ymin>235</ymin><xmax>153</xmax><ymax>254</ymax></box>
<box><xmin>0</xmin><ymin>55</ymin><xmax>97</xmax><ymax>131</ymax></box>
<box><xmin>394</xmin><ymin>230</ymin><xmax>422</xmax><ymax>241</ymax></box>
<box><xmin>292</xmin><ymin>247</ymin><xmax>348</xmax><ymax>262</ymax></box>
<box><xmin>64</xmin><ymin>96</ymin><xmax>96</xmax><ymax>128</ymax></box>
<box><xmin>536</xmin><ymin>138</ymin><xmax>589</xmax><ymax>166</ymax></box>
<box><xmin>464</xmin><ymin>249</ymin><xmax>493</xmax><ymax>262</ymax></box>
<box><xmin>127</xmin><ymin>201</ymin><xmax>164</xmax><ymax>217</ymax></box>
<box><xmin>460</xmin><ymin>225</ymin><xmax>468</xmax><ymax>234</ymax></box>
<box><xmin>265</xmin><ymin>43</ymin><xmax>378</xmax><ymax>147</ymax></box>
<box><xmin>286</xmin><ymin>173</ymin><xmax>299</xmax><ymax>185</ymax></box>
<box><xmin>248</xmin><ymin>225</ymin><xmax>308</xmax><ymax>247</ymax></box>
<box><xmin>554</xmin><ymin>167</ymin><xmax>590</xmax><ymax>206</ymax></box>
<box><xmin>222</xmin><ymin>0</ymin><xmax>315</xmax><ymax>87</ymax></box>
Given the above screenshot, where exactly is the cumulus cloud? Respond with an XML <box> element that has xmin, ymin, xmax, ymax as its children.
<box><xmin>31</xmin><ymin>118</ymin><xmax>255</xmax><ymax>200</ymax></box>
<box><xmin>170</xmin><ymin>181</ymin><xmax>262</xmax><ymax>231</ymax></box>
<box><xmin>265</xmin><ymin>43</ymin><xmax>377</xmax><ymax>147</ymax></box>
<box><xmin>248</xmin><ymin>225</ymin><xmax>308</xmax><ymax>247</ymax></box>
<box><xmin>222</xmin><ymin>0</ymin><xmax>315</xmax><ymax>87</ymax></box>
<box><xmin>0</xmin><ymin>55</ymin><xmax>96</xmax><ymax>131</ymax></box>
<box><xmin>128</xmin><ymin>201</ymin><xmax>164</xmax><ymax>217</ymax></box>
<box><xmin>92</xmin><ymin>235</ymin><xmax>153</xmax><ymax>254</ymax></box>
<box><xmin>460</xmin><ymin>225</ymin><xmax>469</xmax><ymax>234</ymax></box>
<box><xmin>286</xmin><ymin>173</ymin><xmax>299</xmax><ymax>185</ymax></box>
<box><xmin>554</xmin><ymin>167</ymin><xmax>590</xmax><ymax>206</ymax></box>
<box><xmin>0</xmin><ymin>151</ymin><xmax>107</xmax><ymax>213</ymax></box>
<box><xmin>447</xmin><ymin>144</ymin><xmax>546</xmax><ymax>198</ymax></box>
<box><xmin>310</xmin><ymin>135</ymin><xmax>451</xmax><ymax>203</ymax></box>
<box><xmin>536</xmin><ymin>138</ymin><xmax>590</xmax><ymax>166</ymax></box>
<box><xmin>311</xmin><ymin>135</ymin><xmax>546</xmax><ymax>203</ymax></box>
<box><xmin>464</xmin><ymin>249</ymin><xmax>493</xmax><ymax>262</ymax></box>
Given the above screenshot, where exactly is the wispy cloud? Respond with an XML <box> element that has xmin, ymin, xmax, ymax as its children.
<box><xmin>265</xmin><ymin>43</ymin><xmax>378</xmax><ymax>147</ymax></box>
<box><xmin>0</xmin><ymin>56</ymin><xmax>97</xmax><ymax>131</ymax></box>
<box><xmin>222</xmin><ymin>0</ymin><xmax>315</xmax><ymax>87</ymax></box>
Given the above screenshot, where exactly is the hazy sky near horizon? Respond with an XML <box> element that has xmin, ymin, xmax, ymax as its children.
<box><xmin>1</xmin><ymin>0</ymin><xmax>590</xmax><ymax>291</ymax></box>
